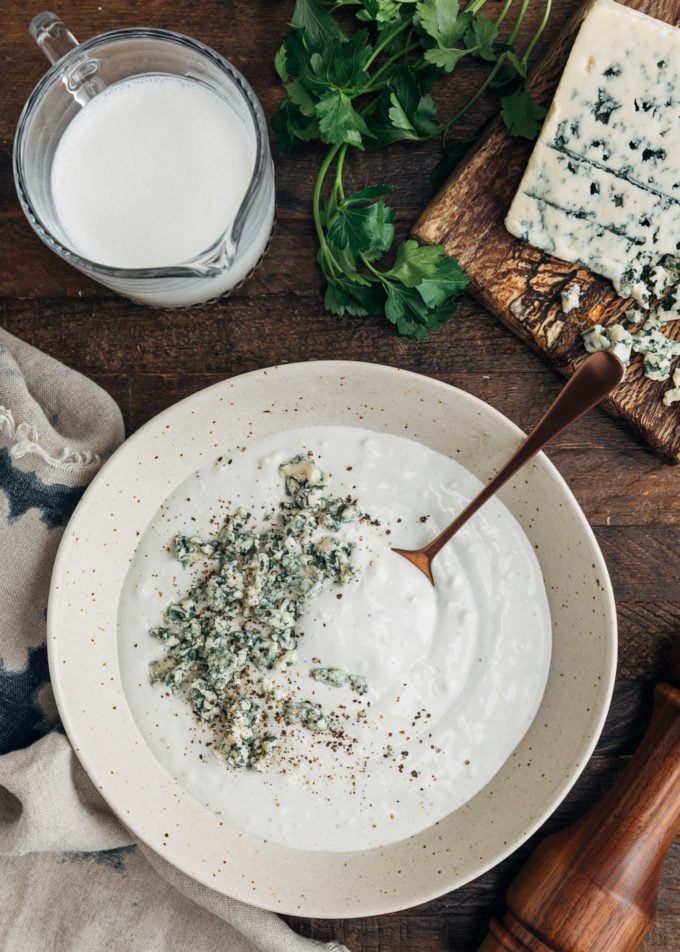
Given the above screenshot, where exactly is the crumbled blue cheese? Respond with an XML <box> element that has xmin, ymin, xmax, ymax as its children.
<box><xmin>283</xmin><ymin>699</ymin><xmax>333</xmax><ymax>733</ymax></box>
<box><xmin>633</xmin><ymin>330</ymin><xmax>680</xmax><ymax>381</ymax></box>
<box><xmin>311</xmin><ymin>666</ymin><xmax>368</xmax><ymax>695</ymax></box>
<box><xmin>148</xmin><ymin>454</ymin><xmax>363</xmax><ymax>771</ymax></box>
<box><xmin>624</xmin><ymin>308</ymin><xmax>644</xmax><ymax>326</ymax></box>
<box><xmin>583</xmin><ymin>323</ymin><xmax>680</xmax><ymax>381</ymax></box>
<box><xmin>663</xmin><ymin>369</ymin><xmax>680</xmax><ymax>406</ymax></box>
<box><xmin>583</xmin><ymin>322</ymin><xmax>633</xmax><ymax>366</ymax></box>
<box><xmin>506</xmin><ymin>0</ymin><xmax>680</xmax><ymax>401</ymax></box>
<box><xmin>582</xmin><ymin>324</ymin><xmax>611</xmax><ymax>354</ymax></box>
<box><xmin>561</xmin><ymin>283</ymin><xmax>581</xmax><ymax>315</ymax></box>
<box><xmin>607</xmin><ymin>324</ymin><xmax>634</xmax><ymax>365</ymax></box>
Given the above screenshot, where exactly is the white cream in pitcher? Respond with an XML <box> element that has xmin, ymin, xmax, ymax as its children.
<box><xmin>51</xmin><ymin>74</ymin><xmax>263</xmax><ymax>299</ymax></box>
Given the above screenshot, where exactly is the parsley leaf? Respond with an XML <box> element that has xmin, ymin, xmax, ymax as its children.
<box><xmin>272</xmin><ymin>98</ymin><xmax>320</xmax><ymax>153</ymax></box>
<box><xmin>291</xmin><ymin>0</ymin><xmax>346</xmax><ymax>46</ymax></box>
<box><xmin>287</xmin><ymin>79</ymin><xmax>317</xmax><ymax>118</ymax></box>
<box><xmin>417</xmin><ymin>255</ymin><xmax>469</xmax><ymax>306</ymax></box>
<box><xmin>415</xmin><ymin>0</ymin><xmax>463</xmax><ymax>47</ymax></box>
<box><xmin>464</xmin><ymin>15</ymin><xmax>498</xmax><ymax>61</ymax></box>
<box><xmin>387</xmin><ymin>67</ymin><xmax>438</xmax><ymax>136</ymax></box>
<box><xmin>368</xmin><ymin>66</ymin><xmax>439</xmax><ymax>145</ymax></box>
<box><xmin>501</xmin><ymin>88</ymin><xmax>548</xmax><ymax>139</ymax></box>
<box><xmin>327</xmin><ymin>196</ymin><xmax>396</xmax><ymax>254</ymax></box>
<box><xmin>325</xmin><ymin>275</ymin><xmax>386</xmax><ymax>316</ymax></box>
<box><xmin>386</xmin><ymin>239</ymin><xmax>448</xmax><ymax>286</ymax></box>
<box><xmin>317</xmin><ymin>91</ymin><xmax>371</xmax><ymax>147</ymax></box>
<box><xmin>357</xmin><ymin>0</ymin><xmax>414</xmax><ymax>23</ymax></box>
<box><xmin>383</xmin><ymin>241</ymin><xmax>468</xmax><ymax>338</ymax></box>
<box><xmin>415</xmin><ymin>0</ymin><xmax>473</xmax><ymax>72</ymax></box>
<box><xmin>384</xmin><ymin>283</ymin><xmax>456</xmax><ymax>339</ymax></box>
<box><xmin>308</xmin><ymin>30</ymin><xmax>373</xmax><ymax>91</ymax></box>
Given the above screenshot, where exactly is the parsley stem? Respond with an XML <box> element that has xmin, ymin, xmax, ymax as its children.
<box><xmin>358</xmin><ymin>254</ymin><xmax>383</xmax><ymax>279</ymax></box>
<box><xmin>312</xmin><ymin>144</ymin><xmax>341</xmax><ymax>276</ymax></box>
<box><xmin>464</xmin><ymin>0</ymin><xmax>491</xmax><ymax>13</ymax></box>
<box><xmin>438</xmin><ymin>0</ymin><xmax>530</xmax><ymax>144</ymax></box>
<box><xmin>507</xmin><ymin>0</ymin><xmax>532</xmax><ymax>43</ymax></box>
<box><xmin>364</xmin><ymin>42</ymin><xmax>421</xmax><ymax>91</ymax></box>
<box><xmin>364</xmin><ymin>18</ymin><xmax>411</xmax><ymax>71</ymax></box>
<box><xmin>358</xmin><ymin>253</ymin><xmax>392</xmax><ymax>287</ymax></box>
<box><xmin>522</xmin><ymin>0</ymin><xmax>552</xmax><ymax>65</ymax></box>
<box><xmin>495</xmin><ymin>0</ymin><xmax>516</xmax><ymax>28</ymax></box>
<box><xmin>334</xmin><ymin>144</ymin><xmax>348</xmax><ymax>202</ymax></box>
<box><xmin>439</xmin><ymin>53</ymin><xmax>508</xmax><ymax>142</ymax></box>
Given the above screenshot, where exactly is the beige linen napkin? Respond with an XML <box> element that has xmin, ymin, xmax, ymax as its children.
<box><xmin>0</xmin><ymin>328</ymin><xmax>346</xmax><ymax>952</ymax></box>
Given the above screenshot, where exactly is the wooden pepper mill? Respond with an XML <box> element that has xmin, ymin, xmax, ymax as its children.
<box><xmin>480</xmin><ymin>649</ymin><xmax>680</xmax><ymax>952</ymax></box>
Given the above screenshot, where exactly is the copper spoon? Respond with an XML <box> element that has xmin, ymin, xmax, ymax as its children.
<box><xmin>393</xmin><ymin>350</ymin><xmax>625</xmax><ymax>584</ymax></box>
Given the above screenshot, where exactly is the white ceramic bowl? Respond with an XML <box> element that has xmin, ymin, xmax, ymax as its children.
<box><xmin>48</xmin><ymin>361</ymin><xmax>616</xmax><ymax>917</ymax></box>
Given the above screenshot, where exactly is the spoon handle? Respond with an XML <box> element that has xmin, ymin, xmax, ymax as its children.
<box><xmin>420</xmin><ymin>351</ymin><xmax>624</xmax><ymax>566</ymax></box>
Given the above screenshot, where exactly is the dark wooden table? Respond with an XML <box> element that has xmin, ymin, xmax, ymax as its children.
<box><xmin>1</xmin><ymin>2</ymin><xmax>677</xmax><ymax>949</ymax></box>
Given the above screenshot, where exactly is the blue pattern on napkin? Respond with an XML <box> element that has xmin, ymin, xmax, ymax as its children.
<box><xmin>0</xmin><ymin>448</ymin><xmax>84</xmax><ymax>529</ymax></box>
<box><xmin>60</xmin><ymin>845</ymin><xmax>137</xmax><ymax>873</ymax></box>
<box><xmin>0</xmin><ymin>645</ymin><xmax>51</xmax><ymax>755</ymax></box>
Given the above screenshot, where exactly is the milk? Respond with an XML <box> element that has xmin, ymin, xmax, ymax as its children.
<box><xmin>51</xmin><ymin>74</ymin><xmax>273</xmax><ymax>305</ymax></box>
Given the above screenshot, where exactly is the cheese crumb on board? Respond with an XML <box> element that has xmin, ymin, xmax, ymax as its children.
<box><xmin>582</xmin><ymin>323</ymin><xmax>680</xmax><ymax>380</ymax></box>
<box><xmin>561</xmin><ymin>283</ymin><xmax>581</xmax><ymax>314</ymax></box>
<box><xmin>506</xmin><ymin>0</ymin><xmax>680</xmax><ymax>398</ymax></box>
<box><xmin>663</xmin><ymin>369</ymin><xmax>680</xmax><ymax>406</ymax></box>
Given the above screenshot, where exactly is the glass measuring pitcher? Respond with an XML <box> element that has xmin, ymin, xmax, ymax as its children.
<box><xmin>14</xmin><ymin>13</ymin><xmax>275</xmax><ymax>307</ymax></box>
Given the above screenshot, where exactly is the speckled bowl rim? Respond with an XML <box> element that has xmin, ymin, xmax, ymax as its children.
<box><xmin>48</xmin><ymin>360</ymin><xmax>617</xmax><ymax>918</ymax></box>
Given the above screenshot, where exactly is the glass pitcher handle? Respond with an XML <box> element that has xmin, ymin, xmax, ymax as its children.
<box><xmin>30</xmin><ymin>11</ymin><xmax>79</xmax><ymax>64</ymax></box>
<box><xmin>29</xmin><ymin>11</ymin><xmax>105</xmax><ymax>105</ymax></box>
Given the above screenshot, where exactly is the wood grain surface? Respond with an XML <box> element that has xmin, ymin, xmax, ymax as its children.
<box><xmin>413</xmin><ymin>0</ymin><xmax>680</xmax><ymax>464</ymax></box>
<box><xmin>0</xmin><ymin>2</ymin><xmax>677</xmax><ymax>949</ymax></box>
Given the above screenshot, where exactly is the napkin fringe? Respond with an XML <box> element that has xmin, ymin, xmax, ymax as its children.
<box><xmin>0</xmin><ymin>406</ymin><xmax>101</xmax><ymax>471</ymax></box>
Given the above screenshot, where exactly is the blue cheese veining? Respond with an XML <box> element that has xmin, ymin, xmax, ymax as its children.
<box><xmin>506</xmin><ymin>0</ymin><xmax>680</xmax><ymax>395</ymax></box>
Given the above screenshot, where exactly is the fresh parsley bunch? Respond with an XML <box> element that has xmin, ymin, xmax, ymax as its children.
<box><xmin>274</xmin><ymin>0</ymin><xmax>552</xmax><ymax>339</ymax></box>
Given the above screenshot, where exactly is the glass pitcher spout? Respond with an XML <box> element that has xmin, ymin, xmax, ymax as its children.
<box><xmin>183</xmin><ymin>235</ymin><xmax>236</xmax><ymax>277</ymax></box>
<box><xmin>30</xmin><ymin>12</ymin><xmax>105</xmax><ymax>105</ymax></box>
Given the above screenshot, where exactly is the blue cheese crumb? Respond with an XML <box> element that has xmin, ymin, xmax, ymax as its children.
<box><xmin>311</xmin><ymin>666</ymin><xmax>368</xmax><ymax>695</ymax></box>
<box><xmin>583</xmin><ymin>322</ymin><xmax>680</xmax><ymax>380</ymax></box>
<box><xmin>148</xmin><ymin>454</ymin><xmax>364</xmax><ymax>771</ymax></box>
<box><xmin>663</xmin><ymin>369</ymin><xmax>680</xmax><ymax>406</ymax></box>
<box><xmin>560</xmin><ymin>283</ymin><xmax>581</xmax><ymax>315</ymax></box>
<box><xmin>582</xmin><ymin>323</ymin><xmax>632</xmax><ymax>366</ymax></box>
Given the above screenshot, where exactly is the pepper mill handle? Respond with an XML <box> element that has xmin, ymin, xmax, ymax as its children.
<box><xmin>479</xmin><ymin>667</ymin><xmax>680</xmax><ymax>952</ymax></box>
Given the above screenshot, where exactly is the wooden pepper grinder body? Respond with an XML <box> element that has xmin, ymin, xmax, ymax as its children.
<box><xmin>481</xmin><ymin>679</ymin><xmax>680</xmax><ymax>952</ymax></box>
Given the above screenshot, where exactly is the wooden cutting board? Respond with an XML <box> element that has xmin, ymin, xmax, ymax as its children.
<box><xmin>412</xmin><ymin>0</ymin><xmax>680</xmax><ymax>463</ymax></box>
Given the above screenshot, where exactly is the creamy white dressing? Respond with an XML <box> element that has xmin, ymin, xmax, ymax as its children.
<box><xmin>118</xmin><ymin>427</ymin><xmax>551</xmax><ymax>852</ymax></box>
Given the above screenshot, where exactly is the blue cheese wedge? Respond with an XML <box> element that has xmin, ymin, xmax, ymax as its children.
<box><xmin>506</xmin><ymin>0</ymin><xmax>680</xmax><ymax>296</ymax></box>
<box><xmin>148</xmin><ymin>454</ymin><xmax>363</xmax><ymax>771</ymax></box>
<box><xmin>507</xmin><ymin>0</ymin><xmax>680</xmax><ymax>396</ymax></box>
